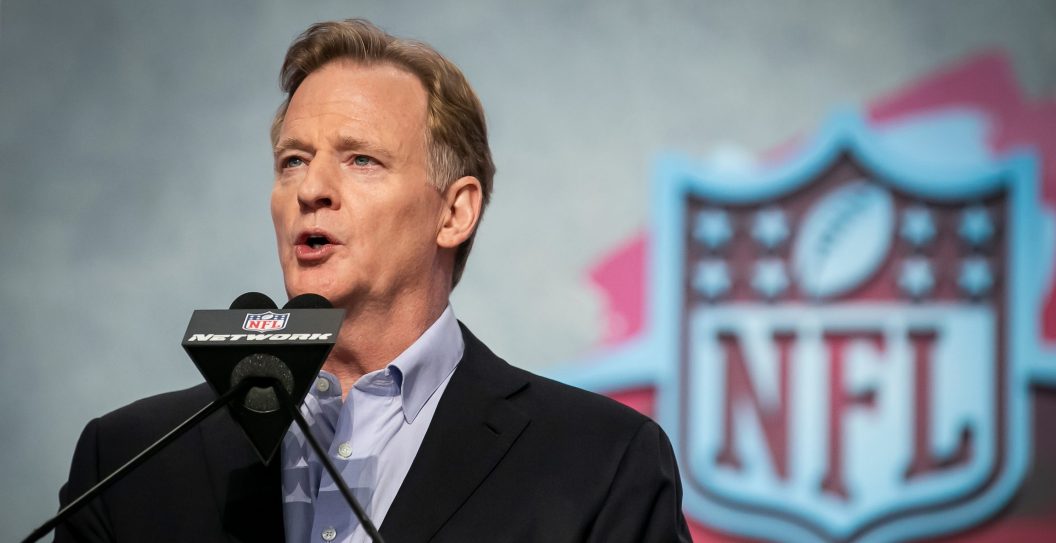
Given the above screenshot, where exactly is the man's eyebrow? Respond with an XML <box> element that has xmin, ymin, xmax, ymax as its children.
<box><xmin>337</xmin><ymin>135</ymin><xmax>393</xmax><ymax>159</ymax></box>
<box><xmin>274</xmin><ymin>136</ymin><xmax>390</xmax><ymax>157</ymax></box>
<box><xmin>273</xmin><ymin>137</ymin><xmax>308</xmax><ymax>155</ymax></box>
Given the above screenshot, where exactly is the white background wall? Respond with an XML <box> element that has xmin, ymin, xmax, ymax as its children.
<box><xmin>1</xmin><ymin>0</ymin><xmax>1052</xmax><ymax>539</ymax></box>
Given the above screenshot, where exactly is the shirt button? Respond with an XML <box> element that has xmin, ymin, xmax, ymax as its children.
<box><xmin>316</xmin><ymin>377</ymin><xmax>330</xmax><ymax>393</ymax></box>
<box><xmin>337</xmin><ymin>442</ymin><xmax>353</xmax><ymax>458</ymax></box>
<box><xmin>321</xmin><ymin>526</ymin><xmax>337</xmax><ymax>541</ymax></box>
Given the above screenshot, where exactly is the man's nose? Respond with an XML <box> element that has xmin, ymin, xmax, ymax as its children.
<box><xmin>297</xmin><ymin>157</ymin><xmax>340</xmax><ymax>210</ymax></box>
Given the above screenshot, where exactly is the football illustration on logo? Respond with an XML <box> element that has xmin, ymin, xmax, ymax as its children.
<box><xmin>792</xmin><ymin>179</ymin><xmax>895</xmax><ymax>299</ymax></box>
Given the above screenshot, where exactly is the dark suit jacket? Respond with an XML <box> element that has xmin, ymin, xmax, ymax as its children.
<box><xmin>56</xmin><ymin>326</ymin><xmax>691</xmax><ymax>542</ymax></box>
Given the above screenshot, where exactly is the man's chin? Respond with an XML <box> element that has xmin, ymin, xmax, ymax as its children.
<box><xmin>284</xmin><ymin>283</ymin><xmax>352</xmax><ymax>308</ymax></box>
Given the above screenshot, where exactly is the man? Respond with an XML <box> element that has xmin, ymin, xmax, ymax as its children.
<box><xmin>57</xmin><ymin>19</ymin><xmax>691</xmax><ymax>542</ymax></box>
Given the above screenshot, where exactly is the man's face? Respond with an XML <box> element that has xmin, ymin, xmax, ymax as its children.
<box><xmin>271</xmin><ymin>60</ymin><xmax>444</xmax><ymax>309</ymax></box>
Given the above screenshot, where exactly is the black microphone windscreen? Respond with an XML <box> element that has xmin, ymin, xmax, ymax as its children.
<box><xmin>230</xmin><ymin>292</ymin><xmax>278</xmax><ymax>310</ymax></box>
<box><xmin>283</xmin><ymin>293</ymin><xmax>333</xmax><ymax>309</ymax></box>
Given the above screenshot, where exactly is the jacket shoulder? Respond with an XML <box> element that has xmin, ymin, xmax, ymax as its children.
<box><xmin>91</xmin><ymin>383</ymin><xmax>216</xmax><ymax>451</ymax></box>
<box><xmin>459</xmin><ymin>323</ymin><xmax>651</xmax><ymax>439</ymax></box>
<box><xmin>515</xmin><ymin>365</ymin><xmax>649</xmax><ymax>429</ymax></box>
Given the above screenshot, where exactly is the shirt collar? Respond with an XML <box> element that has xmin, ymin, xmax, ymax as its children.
<box><xmin>325</xmin><ymin>305</ymin><xmax>460</xmax><ymax>424</ymax></box>
<box><xmin>388</xmin><ymin>305</ymin><xmax>464</xmax><ymax>422</ymax></box>
<box><xmin>314</xmin><ymin>306</ymin><xmax>464</xmax><ymax>422</ymax></box>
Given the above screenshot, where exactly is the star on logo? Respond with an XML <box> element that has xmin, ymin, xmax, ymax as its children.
<box><xmin>751</xmin><ymin>208</ymin><xmax>789</xmax><ymax>250</ymax></box>
<box><xmin>959</xmin><ymin>206</ymin><xmax>995</xmax><ymax>247</ymax></box>
<box><xmin>693</xmin><ymin>210</ymin><xmax>733</xmax><ymax>250</ymax></box>
<box><xmin>898</xmin><ymin>258</ymin><xmax>935</xmax><ymax>299</ymax></box>
<box><xmin>751</xmin><ymin>258</ymin><xmax>789</xmax><ymax>299</ymax></box>
<box><xmin>958</xmin><ymin>257</ymin><xmax>994</xmax><ymax>298</ymax></box>
<box><xmin>693</xmin><ymin>260</ymin><xmax>731</xmax><ymax>300</ymax></box>
<box><xmin>901</xmin><ymin>206</ymin><xmax>936</xmax><ymax>248</ymax></box>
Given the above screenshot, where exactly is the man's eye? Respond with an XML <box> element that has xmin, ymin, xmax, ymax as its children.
<box><xmin>353</xmin><ymin>155</ymin><xmax>374</xmax><ymax>167</ymax></box>
<box><xmin>283</xmin><ymin>157</ymin><xmax>305</xmax><ymax>168</ymax></box>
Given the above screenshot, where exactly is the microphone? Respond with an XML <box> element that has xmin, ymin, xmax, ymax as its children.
<box><xmin>284</xmin><ymin>292</ymin><xmax>332</xmax><ymax>309</ymax></box>
<box><xmin>183</xmin><ymin>292</ymin><xmax>343</xmax><ymax>464</ymax></box>
<box><xmin>202</xmin><ymin>292</ymin><xmax>385</xmax><ymax>541</ymax></box>
<box><xmin>230</xmin><ymin>291</ymin><xmax>279</xmax><ymax>310</ymax></box>
<box><xmin>218</xmin><ymin>291</ymin><xmax>383</xmax><ymax>542</ymax></box>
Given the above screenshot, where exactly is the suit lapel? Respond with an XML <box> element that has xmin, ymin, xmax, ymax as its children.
<box><xmin>380</xmin><ymin>325</ymin><xmax>530</xmax><ymax>542</ymax></box>
<box><xmin>200</xmin><ymin>398</ymin><xmax>286</xmax><ymax>543</ymax></box>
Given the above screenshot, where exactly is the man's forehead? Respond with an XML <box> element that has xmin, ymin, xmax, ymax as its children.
<box><xmin>288</xmin><ymin>61</ymin><xmax>426</xmax><ymax>115</ymax></box>
<box><xmin>279</xmin><ymin>60</ymin><xmax>428</xmax><ymax>145</ymax></box>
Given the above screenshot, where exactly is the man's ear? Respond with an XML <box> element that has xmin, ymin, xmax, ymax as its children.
<box><xmin>437</xmin><ymin>176</ymin><xmax>483</xmax><ymax>249</ymax></box>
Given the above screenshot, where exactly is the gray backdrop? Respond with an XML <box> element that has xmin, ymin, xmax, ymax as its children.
<box><xmin>1</xmin><ymin>0</ymin><xmax>1053</xmax><ymax>539</ymax></box>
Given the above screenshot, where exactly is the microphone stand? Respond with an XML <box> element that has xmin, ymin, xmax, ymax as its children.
<box><xmin>24</xmin><ymin>377</ymin><xmax>385</xmax><ymax>543</ymax></box>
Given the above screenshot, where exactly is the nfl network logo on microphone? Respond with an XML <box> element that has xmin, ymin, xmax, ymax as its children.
<box><xmin>242</xmin><ymin>312</ymin><xmax>290</xmax><ymax>332</ymax></box>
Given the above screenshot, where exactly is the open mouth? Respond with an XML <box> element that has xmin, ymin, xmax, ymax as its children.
<box><xmin>305</xmin><ymin>235</ymin><xmax>330</xmax><ymax>249</ymax></box>
<box><xmin>296</xmin><ymin>231</ymin><xmax>338</xmax><ymax>255</ymax></box>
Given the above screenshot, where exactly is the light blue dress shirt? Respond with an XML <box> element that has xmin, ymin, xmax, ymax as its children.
<box><xmin>281</xmin><ymin>306</ymin><xmax>464</xmax><ymax>543</ymax></box>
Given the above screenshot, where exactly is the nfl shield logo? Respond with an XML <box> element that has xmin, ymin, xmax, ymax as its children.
<box><xmin>242</xmin><ymin>311</ymin><xmax>290</xmax><ymax>332</ymax></box>
<box><xmin>649</xmin><ymin>111</ymin><xmax>1046</xmax><ymax>542</ymax></box>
